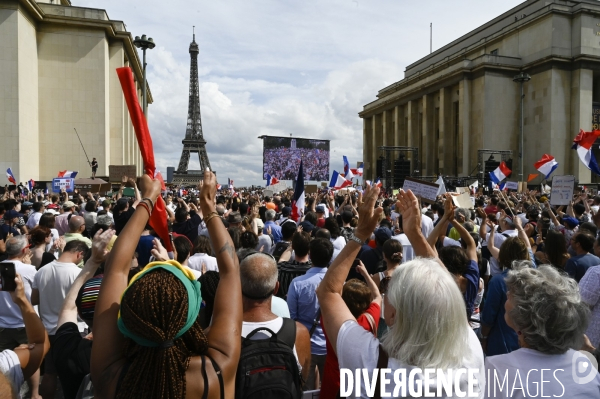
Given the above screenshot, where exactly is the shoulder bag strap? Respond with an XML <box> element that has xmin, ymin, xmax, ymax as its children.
<box><xmin>309</xmin><ymin>307</ymin><xmax>321</xmax><ymax>337</ymax></box>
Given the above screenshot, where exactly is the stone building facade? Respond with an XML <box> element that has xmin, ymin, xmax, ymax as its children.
<box><xmin>0</xmin><ymin>0</ymin><xmax>149</xmax><ymax>182</ymax></box>
<box><xmin>360</xmin><ymin>0</ymin><xmax>600</xmax><ymax>185</ymax></box>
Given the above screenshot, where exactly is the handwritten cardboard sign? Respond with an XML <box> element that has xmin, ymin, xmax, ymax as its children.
<box><xmin>305</xmin><ymin>184</ymin><xmax>318</xmax><ymax>194</ymax></box>
<box><xmin>550</xmin><ymin>175</ymin><xmax>575</xmax><ymax>206</ymax></box>
<box><xmin>108</xmin><ymin>165</ymin><xmax>137</xmax><ymax>182</ymax></box>
<box><xmin>402</xmin><ymin>177</ymin><xmax>439</xmax><ymax>203</ymax></box>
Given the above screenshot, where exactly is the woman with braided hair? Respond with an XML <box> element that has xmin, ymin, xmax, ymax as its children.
<box><xmin>91</xmin><ymin>170</ymin><xmax>242</xmax><ymax>399</ymax></box>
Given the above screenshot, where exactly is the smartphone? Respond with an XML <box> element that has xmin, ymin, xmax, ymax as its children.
<box><xmin>352</xmin><ymin>259</ymin><xmax>361</xmax><ymax>268</ymax></box>
<box><xmin>0</xmin><ymin>262</ymin><xmax>16</xmax><ymax>292</ymax></box>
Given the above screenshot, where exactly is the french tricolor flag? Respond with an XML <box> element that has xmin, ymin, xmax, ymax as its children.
<box><xmin>343</xmin><ymin>156</ymin><xmax>355</xmax><ymax>181</ymax></box>
<box><xmin>572</xmin><ymin>129</ymin><xmax>600</xmax><ymax>176</ymax></box>
<box><xmin>216</xmin><ymin>183</ymin><xmax>222</xmax><ymax>190</ymax></box>
<box><xmin>28</xmin><ymin>179</ymin><xmax>35</xmax><ymax>191</ymax></box>
<box><xmin>534</xmin><ymin>154</ymin><xmax>559</xmax><ymax>179</ymax></box>
<box><xmin>329</xmin><ymin>171</ymin><xmax>352</xmax><ymax>190</ymax></box>
<box><xmin>352</xmin><ymin>163</ymin><xmax>364</xmax><ymax>177</ymax></box>
<box><xmin>489</xmin><ymin>162</ymin><xmax>511</xmax><ymax>184</ymax></box>
<box><xmin>291</xmin><ymin>160</ymin><xmax>305</xmax><ymax>222</ymax></box>
<box><xmin>374</xmin><ymin>178</ymin><xmax>382</xmax><ymax>188</ymax></box>
<box><xmin>6</xmin><ymin>168</ymin><xmax>16</xmax><ymax>185</ymax></box>
<box><xmin>228</xmin><ymin>178</ymin><xmax>234</xmax><ymax>192</ymax></box>
<box><xmin>58</xmin><ymin>170</ymin><xmax>78</xmax><ymax>178</ymax></box>
<box><xmin>265</xmin><ymin>174</ymin><xmax>279</xmax><ymax>187</ymax></box>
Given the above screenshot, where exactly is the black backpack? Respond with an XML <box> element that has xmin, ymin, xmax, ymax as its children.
<box><xmin>235</xmin><ymin>318</ymin><xmax>303</xmax><ymax>399</ymax></box>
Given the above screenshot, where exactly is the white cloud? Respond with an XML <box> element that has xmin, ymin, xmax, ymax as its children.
<box><xmin>77</xmin><ymin>0</ymin><xmax>523</xmax><ymax>185</ymax></box>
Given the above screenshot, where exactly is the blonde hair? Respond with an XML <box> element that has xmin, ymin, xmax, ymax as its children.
<box><xmin>381</xmin><ymin>258</ymin><xmax>472</xmax><ymax>369</ymax></box>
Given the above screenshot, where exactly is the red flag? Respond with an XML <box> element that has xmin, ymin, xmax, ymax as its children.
<box><xmin>527</xmin><ymin>173</ymin><xmax>539</xmax><ymax>182</ymax></box>
<box><xmin>155</xmin><ymin>171</ymin><xmax>167</xmax><ymax>191</ymax></box>
<box><xmin>116</xmin><ymin>67</ymin><xmax>172</xmax><ymax>252</ymax></box>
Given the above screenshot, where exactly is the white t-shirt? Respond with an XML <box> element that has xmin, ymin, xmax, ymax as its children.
<box><xmin>392</xmin><ymin>234</ymin><xmax>414</xmax><ymax>263</ymax></box>
<box><xmin>45</xmin><ymin>228</ymin><xmax>60</xmax><ymax>253</ymax></box>
<box><xmin>187</xmin><ymin>253</ymin><xmax>218</xmax><ymax>274</ymax></box>
<box><xmin>0</xmin><ymin>261</ymin><xmax>37</xmax><ymax>329</ymax></box>
<box><xmin>33</xmin><ymin>260</ymin><xmax>81</xmax><ymax>335</ymax></box>
<box><xmin>0</xmin><ymin>349</ymin><xmax>23</xmax><ymax>394</ymax></box>
<box><xmin>331</xmin><ymin>236</ymin><xmax>347</xmax><ymax>252</ymax></box>
<box><xmin>241</xmin><ymin>317</ymin><xmax>300</xmax><ymax>366</ymax></box>
<box><xmin>484</xmin><ymin>348</ymin><xmax>600</xmax><ymax>398</ymax></box>
<box><xmin>25</xmin><ymin>212</ymin><xmax>43</xmax><ymax>229</ymax></box>
<box><xmin>421</xmin><ymin>215</ymin><xmax>434</xmax><ymax>239</ymax></box>
<box><xmin>443</xmin><ymin>237</ymin><xmax>462</xmax><ymax>247</ymax></box>
<box><xmin>337</xmin><ymin>320</ymin><xmax>485</xmax><ymax>398</ymax></box>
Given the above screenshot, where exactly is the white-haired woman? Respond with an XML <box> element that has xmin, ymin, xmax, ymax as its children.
<box><xmin>484</xmin><ymin>264</ymin><xmax>600</xmax><ymax>398</ymax></box>
<box><xmin>317</xmin><ymin>187</ymin><xmax>485</xmax><ymax>398</ymax></box>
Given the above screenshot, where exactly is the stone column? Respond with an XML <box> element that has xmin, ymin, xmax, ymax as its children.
<box><xmin>459</xmin><ymin>79</ymin><xmax>471</xmax><ymax>176</ymax></box>
<box><xmin>393</xmin><ymin>106</ymin><xmax>401</xmax><ymax>146</ymax></box>
<box><xmin>439</xmin><ymin>87</ymin><xmax>450</xmax><ymax>175</ymax></box>
<box><xmin>422</xmin><ymin>94</ymin><xmax>434</xmax><ymax>176</ymax></box>
<box><xmin>407</xmin><ymin>100</ymin><xmax>418</xmax><ymax>171</ymax></box>
<box><xmin>371</xmin><ymin>115</ymin><xmax>378</xmax><ymax>180</ymax></box>
<box><xmin>571</xmin><ymin>68</ymin><xmax>593</xmax><ymax>181</ymax></box>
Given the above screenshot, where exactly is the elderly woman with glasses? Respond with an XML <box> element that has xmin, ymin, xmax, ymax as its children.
<box><xmin>485</xmin><ymin>264</ymin><xmax>600</xmax><ymax>398</ymax></box>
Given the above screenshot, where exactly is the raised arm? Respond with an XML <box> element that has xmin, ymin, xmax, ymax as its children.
<box><xmin>545</xmin><ymin>202</ymin><xmax>560</xmax><ymax>227</ymax></box>
<box><xmin>198</xmin><ymin>171</ymin><xmax>242</xmax><ymax>375</ymax></box>
<box><xmin>316</xmin><ymin>184</ymin><xmax>382</xmax><ymax>354</ymax></box>
<box><xmin>450</xmin><ymin>208</ymin><xmax>478</xmax><ymax>262</ymax></box>
<box><xmin>356</xmin><ymin>261</ymin><xmax>382</xmax><ymax>308</ymax></box>
<box><xmin>427</xmin><ymin>195</ymin><xmax>454</xmax><ymax>251</ymax></box>
<box><xmin>477</xmin><ymin>208</ymin><xmax>488</xmax><ymax>241</ymax></box>
<box><xmin>9</xmin><ymin>274</ymin><xmax>50</xmax><ymax>380</ymax></box>
<box><xmin>514</xmin><ymin>215</ymin><xmax>531</xmax><ymax>251</ymax></box>
<box><xmin>396</xmin><ymin>189</ymin><xmax>438</xmax><ymax>259</ymax></box>
<box><xmin>91</xmin><ymin>175</ymin><xmax>161</xmax><ymax>392</ymax></box>
<box><xmin>57</xmin><ymin>229</ymin><xmax>114</xmax><ymax>329</ymax></box>
<box><xmin>486</xmin><ymin>221</ymin><xmax>500</xmax><ymax>260</ymax></box>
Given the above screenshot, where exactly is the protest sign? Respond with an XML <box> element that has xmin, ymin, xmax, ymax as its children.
<box><xmin>505</xmin><ymin>181</ymin><xmax>519</xmax><ymax>191</ymax></box>
<box><xmin>402</xmin><ymin>178</ymin><xmax>439</xmax><ymax>203</ymax></box>
<box><xmin>452</xmin><ymin>192</ymin><xmax>473</xmax><ymax>209</ymax></box>
<box><xmin>109</xmin><ymin>165</ymin><xmax>137</xmax><ymax>182</ymax></box>
<box><xmin>550</xmin><ymin>175</ymin><xmax>575</xmax><ymax>206</ymax></box>
<box><xmin>52</xmin><ymin>178</ymin><xmax>75</xmax><ymax>193</ymax></box>
<box><xmin>305</xmin><ymin>184</ymin><xmax>318</xmax><ymax>194</ymax></box>
<box><xmin>456</xmin><ymin>187</ymin><xmax>470</xmax><ymax>194</ymax></box>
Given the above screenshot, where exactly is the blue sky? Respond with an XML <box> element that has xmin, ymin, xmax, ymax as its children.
<box><xmin>79</xmin><ymin>0</ymin><xmax>523</xmax><ymax>186</ymax></box>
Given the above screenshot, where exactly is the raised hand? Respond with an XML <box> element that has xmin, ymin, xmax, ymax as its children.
<box><xmin>150</xmin><ymin>237</ymin><xmax>169</xmax><ymax>262</ymax></box>
<box><xmin>199</xmin><ymin>169</ymin><xmax>217</xmax><ymax>214</ymax></box>
<box><xmin>354</xmin><ymin>184</ymin><xmax>383</xmax><ymax>241</ymax></box>
<box><xmin>91</xmin><ymin>229</ymin><xmax>116</xmax><ymax>263</ymax></box>
<box><xmin>138</xmin><ymin>174</ymin><xmax>161</xmax><ymax>204</ymax></box>
<box><xmin>395</xmin><ymin>189</ymin><xmax>421</xmax><ymax>235</ymax></box>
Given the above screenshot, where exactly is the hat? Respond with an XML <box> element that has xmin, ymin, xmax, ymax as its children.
<box><xmin>562</xmin><ymin>216</ymin><xmax>580</xmax><ymax>228</ymax></box>
<box><xmin>3</xmin><ymin>210</ymin><xmax>22</xmax><ymax>220</ymax></box>
<box><xmin>374</xmin><ymin>227</ymin><xmax>393</xmax><ymax>244</ymax></box>
<box><xmin>75</xmin><ymin>274</ymin><xmax>103</xmax><ymax>322</ymax></box>
<box><xmin>63</xmin><ymin>201</ymin><xmax>76</xmax><ymax>209</ymax></box>
<box><xmin>23</xmin><ymin>201</ymin><xmax>33</xmax><ymax>206</ymax></box>
<box><xmin>101</xmin><ymin>199</ymin><xmax>112</xmax><ymax>207</ymax></box>
<box><xmin>315</xmin><ymin>206</ymin><xmax>325</xmax><ymax>214</ymax></box>
<box><xmin>227</xmin><ymin>212</ymin><xmax>242</xmax><ymax>224</ymax></box>
<box><xmin>281</xmin><ymin>207</ymin><xmax>292</xmax><ymax>217</ymax></box>
<box><xmin>299</xmin><ymin>221</ymin><xmax>315</xmax><ymax>232</ymax></box>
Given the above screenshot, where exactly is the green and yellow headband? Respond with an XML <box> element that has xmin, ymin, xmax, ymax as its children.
<box><xmin>117</xmin><ymin>261</ymin><xmax>201</xmax><ymax>348</ymax></box>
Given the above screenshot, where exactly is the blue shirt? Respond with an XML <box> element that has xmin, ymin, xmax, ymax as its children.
<box><xmin>481</xmin><ymin>270</ymin><xmax>519</xmax><ymax>356</ymax></box>
<box><xmin>264</xmin><ymin>221</ymin><xmax>283</xmax><ymax>244</ymax></box>
<box><xmin>565</xmin><ymin>253</ymin><xmax>600</xmax><ymax>282</ymax></box>
<box><xmin>287</xmin><ymin>267</ymin><xmax>327</xmax><ymax>355</ymax></box>
<box><xmin>464</xmin><ymin>260</ymin><xmax>480</xmax><ymax>318</ymax></box>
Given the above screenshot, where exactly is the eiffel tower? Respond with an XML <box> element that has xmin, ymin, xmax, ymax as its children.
<box><xmin>172</xmin><ymin>31</ymin><xmax>212</xmax><ymax>185</ymax></box>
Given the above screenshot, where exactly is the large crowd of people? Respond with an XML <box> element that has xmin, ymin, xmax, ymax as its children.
<box><xmin>264</xmin><ymin>147</ymin><xmax>330</xmax><ymax>181</ymax></box>
<box><xmin>1</xmin><ymin>171</ymin><xmax>600</xmax><ymax>398</ymax></box>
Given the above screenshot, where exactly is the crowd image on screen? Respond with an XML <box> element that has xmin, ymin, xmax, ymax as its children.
<box><xmin>263</xmin><ymin>137</ymin><xmax>330</xmax><ymax>181</ymax></box>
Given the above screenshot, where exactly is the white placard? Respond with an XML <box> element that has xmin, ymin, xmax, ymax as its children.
<box><xmin>452</xmin><ymin>192</ymin><xmax>473</xmax><ymax>209</ymax></box>
<box><xmin>456</xmin><ymin>187</ymin><xmax>470</xmax><ymax>194</ymax></box>
<box><xmin>402</xmin><ymin>178</ymin><xmax>439</xmax><ymax>203</ymax></box>
<box><xmin>550</xmin><ymin>175</ymin><xmax>575</xmax><ymax>206</ymax></box>
<box><xmin>263</xmin><ymin>189</ymin><xmax>274</xmax><ymax>198</ymax></box>
<box><xmin>269</xmin><ymin>182</ymin><xmax>287</xmax><ymax>193</ymax></box>
<box><xmin>505</xmin><ymin>181</ymin><xmax>519</xmax><ymax>191</ymax></box>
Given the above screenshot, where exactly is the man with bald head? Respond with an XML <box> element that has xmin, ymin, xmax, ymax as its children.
<box><xmin>239</xmin><ymin>252</ymin><xmax>311</xmax><ymax>382</ymax></box>
<box><xmin>63</xmin><ymin>215</ymin><xmax>92</xmax><ymax>248</ymax></box>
